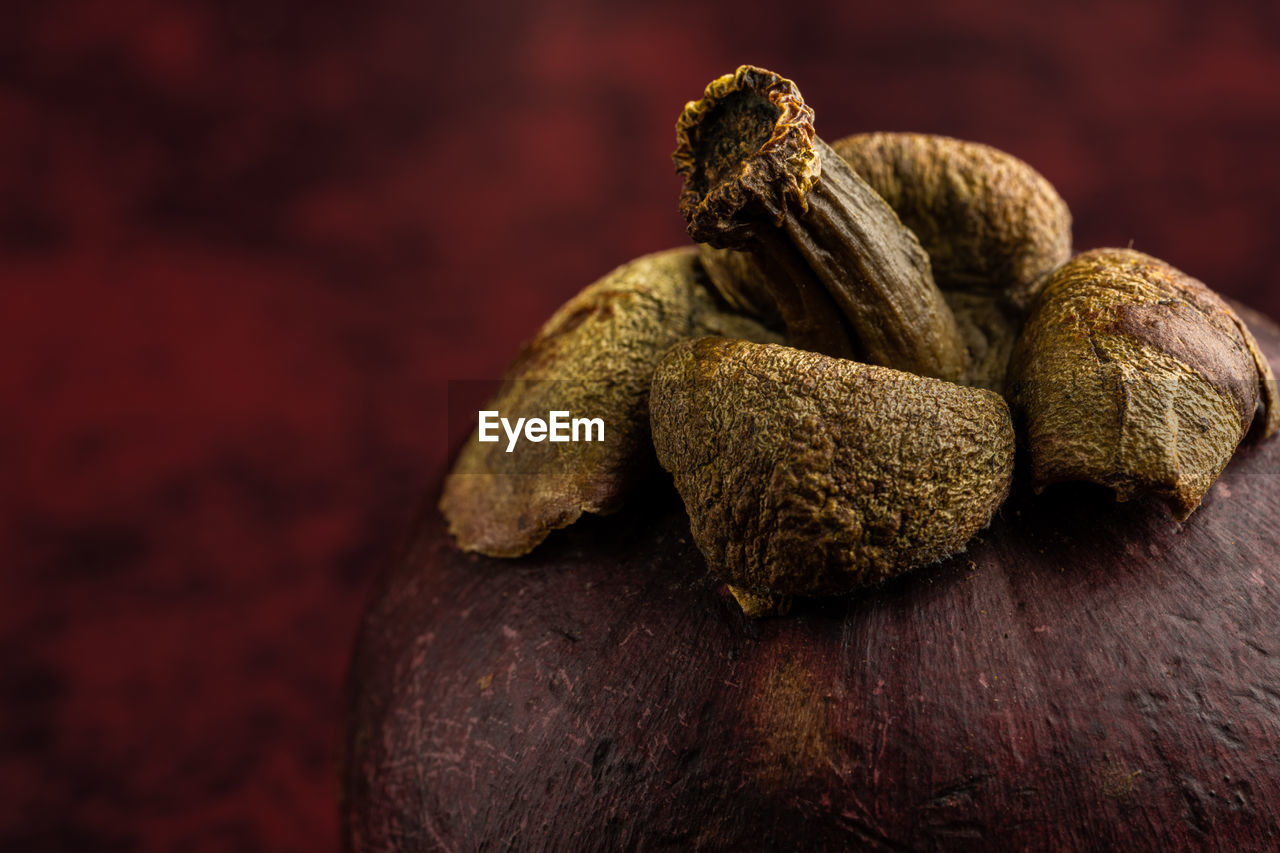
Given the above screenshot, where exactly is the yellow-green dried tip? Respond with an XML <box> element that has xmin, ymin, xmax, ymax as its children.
<box><xmin>651</xmin><ymin>338</ymin><xmax>1015</xmax><ymax>596</ymax></box>
<box><xmin>1009</xmin><ymin>247</ymin><xmax>1278</xmax><ymax>521</ymax></box>
<box><xmin>440</xmin><ymin>248</ymin><xmax>780</xmax><ymax>557</ymax></box>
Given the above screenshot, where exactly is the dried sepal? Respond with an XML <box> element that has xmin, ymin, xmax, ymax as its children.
<box><xmin>650</xmin><ymin>338</ymin><xmax>1015</xmax><ymax>597</ymax></box>
<box><xmin>1234</xmin><ymin>307</ymin><xmax>1280</xmax><ymax>439</ymax></box>
<box><xmin>1009</xmin><ymin>248</ymin><xmax>1277</xmax><ymax>521</ymax></box>
<box><xmin>440</xmin><ymin>248</ymin><xmax>781</xmax><ymax>557</ymax></box>
<box><xmin>691</xmin><ymin>132</ymin><xmax>1069</xmax><ymax>389</ymax></box>
<box><xmin>830</xmin><ymin>132</ymin><xmax>1073</xmax><ymax>310</ymax></box>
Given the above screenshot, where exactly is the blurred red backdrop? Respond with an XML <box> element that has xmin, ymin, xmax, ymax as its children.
<box><xmin>3</xmin><ymin>0</ymin><xmax>1280</xmax><ymax>849</ymax></box>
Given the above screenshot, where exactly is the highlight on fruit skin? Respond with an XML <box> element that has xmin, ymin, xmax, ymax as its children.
<box><xmin>440</xmin><ymin>248</ymin><xmax>779</xmax><ymax>557</ymax></box>
<box><xmin>1009</xmin><ymin>247</ymin><xmax>1279</xmax><ymax>521</ymax></box>
<box><xmin>650</xmin><ymin>338</ymin><xmax>1015</xmax><ymax>597</ymax></box>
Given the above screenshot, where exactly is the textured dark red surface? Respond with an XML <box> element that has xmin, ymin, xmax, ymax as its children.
<box><xmin>344</xmin><ymin>310</ymin><xmax>1280</xmax><ymax>851</ymax></box>
<box><xmin>4</xmin><ymin>0</ymin><xmax>1280</xmax><ymax>849</ymax></box>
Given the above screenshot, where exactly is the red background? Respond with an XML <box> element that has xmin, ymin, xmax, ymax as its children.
<box><xmin>4</xmin><ymin>0</ymin><xmax>1280</xmax><ymax>849</ymax></box>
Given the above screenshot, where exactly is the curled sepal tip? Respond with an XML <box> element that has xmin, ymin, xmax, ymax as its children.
<box><xmin>1010</xmin><ymin>247</ymin><xmax>1278</xmax><ymax>521</ymax></box>
<box><xmin>440</xmin><ymin>248</ymin><xmax>781</xmax><ymax>557</ymax></box>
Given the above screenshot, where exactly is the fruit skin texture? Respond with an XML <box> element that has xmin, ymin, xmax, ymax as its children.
<box><xmin>342</xmin><ymin>307</ymin><xmax>1280</xmax><ymax>851</ymax></box>
<box><xmin>650</xmin><ymin>338</ymin><xmax>1014</xmax><ymax>596</ymax></box>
